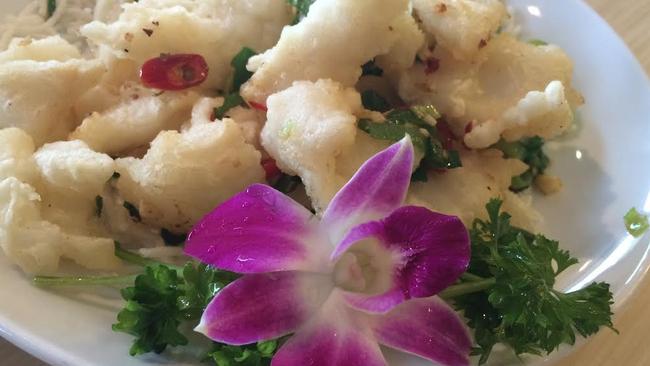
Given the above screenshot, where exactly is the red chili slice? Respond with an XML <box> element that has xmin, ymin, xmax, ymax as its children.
<box><xmin>424</xmin><ymin>57</ymin><xmax>440</xmax><ymax>75</ymax></box>
<box><xmin>140</xmin><ymin>54</ymin><xmax>209</xmax><ymax>90</ymax></box>
<box><xmin>262</xmin><ymin>159</ymin><xmax>281</xmax><ymax>181</ymax></box>
<box><xmin>436</xmin><ymin>118</ymin><xmax>457</xmax><ymax>150</ymax></box>
<box><xmin>464</xmin><ymin>121</ymin><xmax>474</xmax><ymax>134</ymax></box>
<box><xmin>248</xmin><ymin>101</ymin><xmax>268</xmax><ymax>112</ymax></box>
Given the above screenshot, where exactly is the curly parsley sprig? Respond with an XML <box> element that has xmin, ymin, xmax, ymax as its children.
<box><xmin>440</xmin><ymin>199</ymin><xmax>615</xmax><ymax>364</ymax></box>
<box><xmin>34</xmin><ymin>244</ymin><xmax>276</xmax><ymax>363</ymax></box>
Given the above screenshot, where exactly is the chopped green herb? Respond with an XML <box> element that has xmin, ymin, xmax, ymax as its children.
<box><xmin>361</xmin><ymin>60</ymin><xmax>384</xmax><ymax>77</ymax></box>
<box><xmin>214</xmin><ymin>93</ymin><xmax>246</xmax><ymax>120</ymax></box>
<box><xmin>493</xmin><ymin>137</ymin><xmax>549</xmax><ymax>192</ymax></box>
<box><xmin>230</xmin><ymin>47</ymin><xmax>257</xmax><ymax>93</ymax></box>
<box><xmin>529</xmin><ymin>39</ymin><xmax>549</xmax><ymax>46</ymax></box>
<box><xmin>160</xmin><ymin>228</ymin><xmax>187</xmax><ymax>247</ymax></box>
<box><xmin>443</xmin><ymin>199</ymin><xmax>615</xmax><ymax>364</ymax></box>
<box><xmin>410</xmin><ymin>164</ymin><xmax>429</xmax><ymax>182</ymax></box>
<box><xmin>358</xmin><ymin>119</ymin><xmax>429</xmax><ymax>152</ymax></box>
<box><xmin>410</xmin><ymin>105</ymin><xmax>441</xmax><ymax>126</ymax></box>
<box><xmin>272</xmin><ymin>174</ymin><xmax>301</xmax><ymax>194</ymax></box>
<box><xmin>385</xmin><ymin>106</ymin><xmax>440</xmax><ymax>128</ymax></box>
<box><xmin>286</xmin><ymin>0</ymin><xmax>315</xmax><ymax>24</ymax></box>
<box><xmin>95</xmin><ymin>195</ymin><xmax>104</xmax><ymax>218</ymax></box>
<box><xmin>213</xmin><ymin>47</ymin><xmax>258</xmax><ymax>120</ymax></box>
<box><xmin>47</xmin><ymin>0</ymin><xmax>56</xmax><ymax>18</ymax></box>
<box><xmin>358</xmin><ymin>105</ymin><xmax>461</xmax><ymax>176</ymax></box>
<box><xmin>361</xmin><ymin>90</ymin><xmax>390</xmax><ymax>113</ymax></box>
<box><xmin>123</xmin><ymin>201</ymin><xmax>142</xmax><ymax>222</ymax></box>
<box><xmin>624</xmin><ymin>207</ymin><xmax>649</xmax><ymax>237</ymax></box>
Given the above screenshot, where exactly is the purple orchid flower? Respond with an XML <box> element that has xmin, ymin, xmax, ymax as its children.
<box><xmin>184</xmin><ymin>137</ymin><xmax>472</xmax><ymax>366</ymax></box>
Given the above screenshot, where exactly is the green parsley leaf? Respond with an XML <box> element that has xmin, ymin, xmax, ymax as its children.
<box><xmin>256</xmin><ymin>340</ymin><xmax>278</xmax><ymax>357</ymax></box>
<box><xmin>112</xmin><ymin>261</ymin><xmax>238</xmax><ymax>357</ymax></box>
<box><xmin>206</xmin><ymin>340</ymin><xmax>278</xmax><ymax>366</ymax></box>
<box><xmin>529</xmin><ymin>39</ymin><xmax>549</xmax><ymax>46</ymax></box>
<box><xmin>160</xmin><ymin>228</ymin><xmax>187</xmax><ymax>247</ymax></box>
<box><xmin>177</xmin><ymin>263</ymin><xmax>238</xmax><ymax>321</ymax></box>
<box><xmin>361</xmin><ymin>60</ymin><xmax>384</xmax><ymax>77</ymax></box>
<box><xmin>112</xmin><ymin>264</ymin><xmax>188</xmax><ymax>356</ymax></box>
<box><xmin>447</xmin><ymin>199</ymin><xmax>615</xmax><ymax>364</ymax></box>
<box><xmin>361</xmin><ymin>90</ymin><xmax>390</xmax><ymax>112</ymax></box>
<box><xmin>230</xmin><ymin>47</ymin><xmax>257</xmax><ymax>93</ymax></box>
<box><xmin>624</xmin><ymin>207</ymin><xmax>650</xmax><ymax>237</ymax></box>
<box><xmin>95</xmin><ymin>195</ymin><xmax>103</xmax><ymax>218</ymax></box>
<box><xmin>123</xmin><ymin>201</ymin><xmax>142</xmax><ymax>222</ymax></box>
<box><xmin>214</xmin><ymin>93</ymin><xmax>246</xmax><ymax>120</ymax></box>
<box><xmin>286</xmin><ymin>0</ymin><xmax>315</xmax><ymax>24</ymax></box>
<box><xmin>493</xmin><ymin>137</ymin><xmax>549</xmax><ymax>192</ymax></box>
<box><xmin>33</xmin><ymin>247</ymin><xmax>246</xmax><ymax>360</ymax></box>
<box><xmin>47</xmin><ymin>0</ymin><xmax>56</xmax><ymax>18</ymax></box>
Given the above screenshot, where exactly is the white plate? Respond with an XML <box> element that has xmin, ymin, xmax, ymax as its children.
<box><xmin>1</xmin><ymin>0</ymin><xmax>649</xmax><ymax>365</ymax></box>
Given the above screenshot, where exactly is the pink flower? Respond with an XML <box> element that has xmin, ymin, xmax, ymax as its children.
<box><xmin>184</xmin><ymin>137</ymin><xmax>472</xmax><ymax>366</ymax></box>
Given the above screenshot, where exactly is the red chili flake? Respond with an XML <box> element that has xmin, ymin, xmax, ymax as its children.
<box><xmin>424</xmin><ymin>57</ymin><xmax>440</xmax><ymax>75</ymax></box>
<box><xmin>140</xmin><ymin>54</ymin><xmax>209</xmax><ymax>91</ymax></box>
<box><xmin>461</xmin><ymin>121</ymin><xmax>476</xmax><ymax>150</ymax></box>
<box><xmin>436</xmin><ymin>118</ymin><xmax>457</xmax><ymax>150</ymax></box>
<box><xmin>262</xmin><ymin>159</ymin><xmax>281</xmax><ymax>181</ymax></box>
<box><xmin>248</xmin><ymin>101</ymin><xmax>268</xmax><ymax>112</ymax></box>
<box><xmin>464</xmin><ymin>121</ymin><xmax>474</xmax><ymax>134</ymax></box>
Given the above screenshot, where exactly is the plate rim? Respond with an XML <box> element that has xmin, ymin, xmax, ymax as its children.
<box><xmin>1</xmin><ymin>0</ymin><xmax>649</xmax><ymax>365</ymax></box>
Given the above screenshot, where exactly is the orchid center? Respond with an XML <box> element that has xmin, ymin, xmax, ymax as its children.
<box><xmin>333</xmin><ymin>238</ymin><xmax>394</xmax><ymax>295</ymax></box>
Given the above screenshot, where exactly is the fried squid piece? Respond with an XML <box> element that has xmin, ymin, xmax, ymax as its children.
<box><xmin>242</xmin><ymin>0</ymin><xmax>423</xmax><ymax>102</ymax></box>
<box><xmin>0</xmin><ymin>36</ymin><xmax>103</xmax><ymax>146</ymax></box>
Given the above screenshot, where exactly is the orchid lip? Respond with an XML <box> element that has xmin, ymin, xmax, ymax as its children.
<box><xmin>332</xmin><ymin>237</ymin><xmax>395</xmax><ymax>296</ymax></box>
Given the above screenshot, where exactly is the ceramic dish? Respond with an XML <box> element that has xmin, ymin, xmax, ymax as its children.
<box><xmin>0</xmin><ymin>0</ymin><xmax>649</xmax><ymax>365</ymax></box>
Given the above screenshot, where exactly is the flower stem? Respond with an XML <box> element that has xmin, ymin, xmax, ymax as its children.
<box><xmin>33</xmin><ymin>274</ymin><xmax>138</xmax><ymax>287</ymax></box>
<box><xmin>460</xmin><ymin>272</ymin><xmax>486</xmax><ymax>282</ymax></box>
<box><xmin>33</xmin><ymin>246</ymin><xmax>187</xmax><ymax>288</ymax></box>
<box><xmin>439</xmin><ymin>278</ymin><xmax>497</xmax><ymax>299</ymax></box>
<box><xmin>114</xmin><ymin>242</ymin><xmax>160</xmax><ymax>267</ymax></box>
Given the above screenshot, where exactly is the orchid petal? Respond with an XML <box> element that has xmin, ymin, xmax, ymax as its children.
<box><xmin>185</xmin><ymin>184</ymin><xmax>329</xmax><ymax>274</ymax></box>
<box><xmin>322</xmin><ymin>137</ymin><xmax>414</xmax><ymax>244</ymax></box>
<box><xmin>336</xmin><ymin>206</ymin><xmax>470</xmax><ymax>313</ymax></box>
<box><xmin>196</xmin><ymin>271</ymin><xmax>333</xmax><ymax>345</ymax></box>
<box><xmin>272</xmin><ymin>293</ymin><xmax>387</xmax><ymax>366</ymax></box>
<box><xmin>371</xmin><ymin>297</ymin><xmax>472</xmax><ymax>366</ymax></box>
